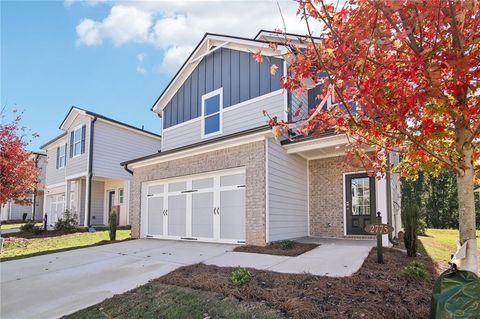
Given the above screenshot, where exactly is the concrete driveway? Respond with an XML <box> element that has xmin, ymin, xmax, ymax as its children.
<box><xmin>1</xmin><ymin>238</ymin><xmax>373</xmax><ymax>319</ymax></box>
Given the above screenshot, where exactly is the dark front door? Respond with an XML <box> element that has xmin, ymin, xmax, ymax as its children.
<box><xmin>108</xmin><ymin>191</ymin><xmax>115</xmax><ymax>214</ymax></box>
<box><xmin>346</xmin><ymin>173</ymin><xmax>376</xmax><ymax>235</ymax></box>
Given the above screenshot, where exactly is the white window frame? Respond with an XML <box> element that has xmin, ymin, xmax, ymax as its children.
<box><xmin>72</xmin><ymin>125</ymin><xmax>83</xmax><ymax>157</ymax></box>
<box><xmin>58</xmin><ymin>144</ymin><xmax>66</xmax><ymax>169</ymax></box>
<box><xmin>118</xmin><ymin>188</ymin><xmax>124</xmax><ymax>204</ymax></box>
<box><xmin>201</xmin><ymin>88</ymin><xmax>223</xmax><ymax>138</ymax></box>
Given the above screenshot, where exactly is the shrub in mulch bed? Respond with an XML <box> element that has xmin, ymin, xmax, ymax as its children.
<box><xmin>234</xmin><ymin>242</ymin><xmax>319</xmax><ymax>257</ymax></box>
<box><xmin>158</xmin><ymin>248</ymin><xmax>438</xmax><ymax>319</ymax></box>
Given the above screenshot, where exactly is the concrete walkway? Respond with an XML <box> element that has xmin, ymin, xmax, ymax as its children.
<box><xmin>0</xmin><ymin>228</ymin><xmax>21</xmax><ymax>235</ymax></box>
<box><xmin>1</xmin><ymin>238</ymin><xmax>373</xmax><ymax>319</ymax></box>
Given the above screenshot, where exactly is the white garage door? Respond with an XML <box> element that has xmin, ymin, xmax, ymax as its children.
<box><xmin>142</xmin><ymin>169</ymin><xmax>246</xmax><ymax>244</ymax></box>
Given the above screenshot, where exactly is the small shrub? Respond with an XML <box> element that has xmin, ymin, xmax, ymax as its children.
<box><xmin>279</xmin><ymin>240</ymin><xmax>295</xmax><ymax>250</ymax></box>
<box><xmin>109</xmin><ymin>213</ymin><xmax>117</xmax><ymax>241</ymax></box>
<box><xmin>230</xmin><ymin>268</ymin><xmax>253</xmax><ymax>287</ymax></box>
<box><xmin>402</xmin><ymin>261</ymin><xmax>428</xmax><ymax>281</ymax></box>
<box><xmin>31</xmin><ymin>225</ymin><xmax>44</xmax><ymax>235</ymax></box>
<box><xmin>54</xmin><ymin>210</ymin><xmax>78</xmax><ymax>232</ymax></box>
<box><xmin>20</xmin><ymin>220</ymin><xmax>36</xmax><ymax>232</ymax></box>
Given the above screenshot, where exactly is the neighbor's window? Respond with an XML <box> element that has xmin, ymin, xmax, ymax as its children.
<box><xmin>57</xmin><ymin>144</ymin><xmax>66</xmax><ymax>169</ymax></box>
<box><xmin>202</xmin><ymin>88</ymin><xmax>223</xmax><ymax>137</ymax></box>
<box><xmin>119</xmin><ymin>188</ymin><xmax>124</xmax><ymax>204</ymax></box>
<box><xmin>70</xmin><ymin>125</ymin><xmax>86</xmax><ymax>157</ymax></box>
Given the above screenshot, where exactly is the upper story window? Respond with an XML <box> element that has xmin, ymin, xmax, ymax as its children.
<box><xmin>70</xmin><ymin>125</ymin><xmax>86</xmax><ymax>158</ymax></box>
<box><xmin>201</xmin><ymin>88</ymin><xmax>223</xmax><ymax>138</ymax></box>
<box><xmin>56</xmin><ymin>144</ymin><xmax>66</xmax><ymax>169</ymax></box>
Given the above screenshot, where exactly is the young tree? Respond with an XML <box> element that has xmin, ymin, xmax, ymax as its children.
<box><xmin>270</xmin><ymin>1</ymin><xmax>479</xmax><ymax>273</ymax></box>
<box><xmin>0</xmin><ymin>110</ymin><xmax>39</xmax><ymax>206</ymax></box>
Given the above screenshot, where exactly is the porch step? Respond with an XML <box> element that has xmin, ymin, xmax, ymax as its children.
<box><xmin>343</xmin><ymin>235</ymin><xmax>375</xmax><ymax>240</ymax></box>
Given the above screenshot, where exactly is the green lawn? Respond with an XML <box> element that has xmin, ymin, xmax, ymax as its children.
<box><xmin>418</xmin><ymin>228</ymin><xmax>480</xmax><ymax>266</ymax></box>
<box><xmin>1</xmin><ymin>229</ymin><xmax>131</xmax><ymax>261</ymax></box>
<box><xmin>66</xmin><ymin>283</ymin><xmax>281</xmax><ymax>319</ymax></box>
<box><xmin>1</xmin><ymin>222</ymin><xmax>42</xmax><ymax>230</ymax></box>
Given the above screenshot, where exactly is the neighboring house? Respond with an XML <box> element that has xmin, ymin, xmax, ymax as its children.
<box><xmin>121</xmin><ymin>30</ymin><xmax>402</xmax><ymax>246</ymax></box>
<box><xmin>1</xmin><ymin>152</ymin><xmax>47</xmax><ymax>222</ymax></box>
<box><xmin>40</xmin><ymin>107</ymin><xmax>161</xmax><ymax>229</ymax></box>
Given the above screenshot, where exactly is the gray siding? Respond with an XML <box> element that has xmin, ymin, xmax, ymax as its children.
<box><xmin>65</xmin><ymin>114</ymin><xmax>90</xmax><ymax>177</ymax></box>
<box><xmin>90</xmin><ymin>180</ymin><xmax>105</xmax><ymax>225</ymax></box>
<box><xmin>267</xmin><ymin>138</ymin><xmax>308</xmax><ymax>242</ymax></box>
<box><xmin>37</xmin><ymin>156</ymin><xmax>47</xmax><ymax>187</ymax></box>
<box><xmin>290</xmin><ymin>90</ymin><xmax>309</xmax><ymax>122</ymax></box>
<box><xmin>8</xmin><ymin>202</ymin><xmax>32</xmax><ymax>220</ymax></box>
<box><xmin>162</xmin><ymin>91</ymin><xmax>284</xmax><ymax>151</ymax></box>
<box><xmin>45</xmin><ymin>138</ymin><xmax>67</xmax><ymax>186</ymax></box>
<box><xmin>163</xmin><ymin>47</ymin><xmax>283</xmax><ymax>129</ymax></box>
<box><xmin>92</xmin><ymin>120</ymin><xmax>161</xmax><ymax>179</ymax></box>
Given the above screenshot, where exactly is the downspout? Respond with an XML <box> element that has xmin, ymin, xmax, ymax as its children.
<box><xmin>386</xmin><ymin>155</ymin><xmax>399</xmax><ymax>245</ymax></box>
<box><xmin>122</xmin><ymin>162</ymin><xmax>133</xmax><ymax>175</ymax></box>
<box><xmin>86</xmin><ymin>117</ymin><xmax>97</xmax><ymax>228</ymax></box>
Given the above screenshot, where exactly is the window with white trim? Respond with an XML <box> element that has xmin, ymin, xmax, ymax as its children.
<box><xmin>73</xmin><ymin>127</ymin><xmax>83</xmax><ymax>156</ymax></box>
<box><xmin>119</xmin><ymin>188</ymin><xmax>124</xmax><ymax>204</ymax></box>
<box><xmin>57</xmin><ymin>144</ymin><xmax>66</xmax><ymax>169</ymax></box>
<box><xmin>201</xmin><ymin>88</ymin><xmax>223</xmax><ymax>137</ymax></box>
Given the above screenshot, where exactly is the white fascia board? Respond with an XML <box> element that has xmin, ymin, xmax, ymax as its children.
<box><xmin>129</xmin><ymin>130</ymin><xmax>273</xmax><ymax>169</ymax></box>
<box><xmin>283</xmin><ymin>134</ymin><xmax>348</xmax><ymax>154</ymax></box>
<box><xmin>152</xmin><ymin>34</ymin><xmax>287</xmax><ymax>114</ymax></box>
<box><xmin>60</xmin><ymin>108</ymin><xmax>89</xmax><ymax>131</ymax></box>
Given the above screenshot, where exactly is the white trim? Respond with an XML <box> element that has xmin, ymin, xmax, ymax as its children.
<box><xmin>304</xmin><ymin>151</ymin><xmax>347</xmax><ymax>160</ymax></box>
<box><xmin>71</xmin><ymin>124</ymin><xmax>83</xmax><ymax>158</ymax></box>
<box><xmin>129</xmin><ymin>131</ymin><xmax>272</xmax><ymax>169</ymax></box>
<box><xmin>307</xmin><ymin>159</ymin><xmax>310</xmax><ymax>236</ymax></box>
<box><xmin>144</xmin><ymin>167</ymin><xmax>246</xmax><ymax>187</ymax></box>
<box><xmin>201</xmin><ymin>87</ymin><xmax>224</xmax><ymax>139</ymax></box>
<box><xmin>65</xmin><ymin>172</ymin><xmax>87</xmax><ymax>180</ymax></box>
<box><xmin>60</xmin><ymin>108</ymin><xmax>87</xmax><ymax>131</ymax></box>
<box><xmin>162</xmin><ymin>89</ymin><xmax>282</xmax><ymax>133</ymax></box>
<box><xmin>265</xmin><ymin>138</ymin><xmax>269</xmax><ymax>243</ymax></box>
<box><xmin>283</xmin><ymin>134</ymin><xmax>348</xmax><ymax>154</ymax></box>
<box><xmin>46</xmin><ymin>182</ymin><xmax>66</xmax><ymax>190</ymax></box>
<box><xmin>57</xmin><ymin>144</ymin><xmax>66</xmax><ymax>169</ymax></box>
<box><xmin>191</xmin><ymin>41</ymin><xmax>229</xmax><ymax>64</ymax></box>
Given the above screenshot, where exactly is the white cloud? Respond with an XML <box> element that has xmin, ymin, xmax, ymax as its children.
<box><xmin>75</xmin><ymin>1</ymin><xmax>317</xmax><ymax>74</ymax></box>
<box><xmin>136</xmin><ymin>53</ymin><xmax>147</xmax><ymax>74</ymax></box>
<box><xmin>136</xmin><ymin>66</ymin><xmax>147</xmax><ymax>74</ymax></box>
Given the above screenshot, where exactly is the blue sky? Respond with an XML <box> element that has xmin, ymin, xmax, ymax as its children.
<box><xmin>1</xmin><ymin>0</ymin><xmax>305</xmax><ymax>151</ymax></box>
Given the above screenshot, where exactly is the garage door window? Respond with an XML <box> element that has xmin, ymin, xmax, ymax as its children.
<box><xmin>202</xmin><ymin>88</ymin><xmax>223</xmax><ymax>138</ymax></box>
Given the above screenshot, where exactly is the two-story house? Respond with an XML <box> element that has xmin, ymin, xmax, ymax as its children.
<box><xmin>1</xmin><ymin>152</ymin><xmax>47</xmax><ymax>222</ymax></box>
<box><xmin>40</xmin><ymin>107</ymin><xmax>161</xmax><ymax>229</ymax></box>
<box><xmin>121</xmin><ymin>31</ymin><xmax>402</xmax><ymax>246</ymax></box>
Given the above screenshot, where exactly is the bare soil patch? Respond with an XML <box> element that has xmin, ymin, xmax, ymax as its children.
<box><xmin>234</xmin><ymin>242</ymin><xmax>319</xmax><ymax>256</ymax></box>
<box><xmin>159</xmin><ymin>248</ymin><xmax>438</xmax><ymax>319</ymax></box>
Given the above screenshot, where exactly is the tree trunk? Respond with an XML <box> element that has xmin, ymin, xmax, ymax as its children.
<box><xmin>456</xmin><ymin>147</ymin><xmax>478</xmax><ymax>275</ymax></box>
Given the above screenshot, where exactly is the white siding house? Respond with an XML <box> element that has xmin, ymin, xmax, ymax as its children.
<box><xmin>41</xmin><ymin>107</ymin><xmax>161</xmax><ymax>229</ymax></box>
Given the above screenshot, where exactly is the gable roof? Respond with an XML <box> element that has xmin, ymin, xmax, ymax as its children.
<box><xmin>39</xmin><ymin>132</ymin><xmax>68</xmax><ymax>149</ymax></box>
<box><xmin>151</xmin><ymin>32</ymin><xmax>287</xmax><ymax>114</ymax></box>
<box><xmin>60</xmin><ymin>106</ymin><xmax>161</xmax><ymax>139</ymax></box>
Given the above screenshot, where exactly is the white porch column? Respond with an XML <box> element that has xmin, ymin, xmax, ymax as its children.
<box><xmin>84</xmin><ymin>176</ymin><xmax>90</xmax><ymax>227</ymax></box>
<box><xmin>375</xmin><ymin>176</ymin><xmax>390</xmax><ymax>247</ymax></box>
<box><xmin>65</xmin><ymin>180</ymin><xmax>71</xmax><ymax>212</ymax></box>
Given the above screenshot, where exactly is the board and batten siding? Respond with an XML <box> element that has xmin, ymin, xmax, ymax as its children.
<box><xmin>163</xmin><ymin>47</ymin><xmax>283</xmax><ymax>129</ymax></box>
<box><xmin>45</xmin><ymin>137</ymin><xmax>68</xmax><ymax>186</ymax></box>
<box><xmin>92</xmin><ymin>120</ymin><xmax>161</xmax><ymax>180</ymax></box>
<box><xmin>162</xmin><ymin>90</ymin><xmax>284</xmax><ymax>151</ymax></box>
<box><xmin>267</xmin><ymin>138</ymin><xmax>308</xmax><ymax>242</ymax></box>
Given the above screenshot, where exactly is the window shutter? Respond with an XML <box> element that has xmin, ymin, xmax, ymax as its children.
<box><xmin>56</xmin><ymin>146</ymin><xmax>60</xmax><ymax>169</ymax></box>
<box><xmin>81</xmin><ymin>125</ymin><xmax>86</xmax><ymax>154</ymax></box>
<box><xmin>70</xmin><ymin>131</ymin><xmax>74</xmax><ymax>158</ymax></box>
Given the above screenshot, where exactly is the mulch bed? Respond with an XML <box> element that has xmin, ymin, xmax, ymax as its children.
<box><xmin>234</xmin><ymin>242</ymin><xmax>319</xmax><ymax>257</ymax></box>
<box><xmin>1</xmin><ymin>229</ymin><xmax>88</xmax><ymax>239</ymax></box>
<box><xmin>159</xmin><ymin>248</ymin><xmax>439</xmax><ymax>319</ymax></box>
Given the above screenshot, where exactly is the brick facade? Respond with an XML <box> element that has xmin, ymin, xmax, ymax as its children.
<box><xmin>309</xmin><ymin>156</ymin><xmax>355</xmax><ymax>238</ymax></box>
<box><xmin>130</xmin><ymin>140</ymin><xmax>267</xmax><ymax>246</ymax></box>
